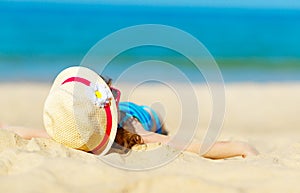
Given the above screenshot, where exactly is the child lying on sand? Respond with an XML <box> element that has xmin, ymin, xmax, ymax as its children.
<box><xmin>1</xmin><ymin>67</ymin><xmax>258</xmax><ymax>159</ymax></box>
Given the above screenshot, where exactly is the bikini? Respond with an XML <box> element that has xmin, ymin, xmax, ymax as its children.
<box><xmin>118</xmin><ymin>102</ymin><xmax>163</xmax><ymax>134</ymax></box>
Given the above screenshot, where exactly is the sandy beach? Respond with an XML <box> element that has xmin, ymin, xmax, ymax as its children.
<box><xmin>0</xmin><ymin>82</ymin><xmax>300</xmax><ymax>193</ymax></box>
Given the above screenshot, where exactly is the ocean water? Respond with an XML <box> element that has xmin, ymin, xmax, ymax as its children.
<box><xmin>0</xmin><ymin>1</ymin><xmax>300</xmax><ymax>82</ymax></box>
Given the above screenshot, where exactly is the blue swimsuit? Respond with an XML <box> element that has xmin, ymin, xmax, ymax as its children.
<box><xmin>118</xmin><ymin>102</ymin><xmax>163</xmax><ymax>134</ymax></box>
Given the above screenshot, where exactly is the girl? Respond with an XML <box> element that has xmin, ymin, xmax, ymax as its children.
<box><xmin>1</xmin><ymin>67</ymin><xmax>258</xmax><ymax>159</ymax></box>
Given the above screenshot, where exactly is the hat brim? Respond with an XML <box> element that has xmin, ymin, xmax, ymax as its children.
<box><xmin>44</xmin><ymin>66</ymin><xmax>118</xmax><ymax>156</ymax></box>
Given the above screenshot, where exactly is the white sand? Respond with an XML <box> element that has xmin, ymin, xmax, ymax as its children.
<box><xmin>0</xmin><ymin>82</ymin><xmax>300</xmax><ymax>193</ymax></box>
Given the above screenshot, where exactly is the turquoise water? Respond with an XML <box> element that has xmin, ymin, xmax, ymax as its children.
<box><xmin>0</xmin><ymin>1</ymin><xmax>300</xmax><ymax>82</ymax></box>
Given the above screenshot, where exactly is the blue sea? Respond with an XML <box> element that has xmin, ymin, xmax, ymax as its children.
<box><xmin>0</xmin><ymin>1</ymin><xmax>300</xmax><ymax>82</ymax></box>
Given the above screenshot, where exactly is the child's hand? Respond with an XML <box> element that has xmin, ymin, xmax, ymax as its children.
<box><xmin>201</xmin><ymin>141</ymin><xmax>259</xmax><ymax>159</ymax></box>
<box><xmin>240</xmin><ymin>142</ymin><xmax>259</xmax><ymax>158</ymax></box>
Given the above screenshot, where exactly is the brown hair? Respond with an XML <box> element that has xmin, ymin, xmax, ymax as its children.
<box><xmin>101</xmin><ymin>75</ymin><xmax>144</xmax><ymax>153</ymax></box>
<box><xmin>111</xmin><ymin>126</ymin><xmax>144</xmax><ymax>153</ymax></box>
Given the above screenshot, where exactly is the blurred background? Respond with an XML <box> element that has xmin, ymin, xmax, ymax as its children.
<box><xmin>0</xmin><ymin>0</ymin><xmax>299</xmax><ymax>82</ymax></box>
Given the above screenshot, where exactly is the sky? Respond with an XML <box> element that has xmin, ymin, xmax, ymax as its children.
<box><xmin>97</xmin><ymin>0</ymin><xmax>300</xmax><ymax>9</ymax></box>
<box><xmin>6</xmin><ymin>0</ymin><xmax>300</xmax><ymax>9</ymax></box>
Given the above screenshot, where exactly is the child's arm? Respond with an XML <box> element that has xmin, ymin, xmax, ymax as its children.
<box><xmin>186</xmin><ymin>140</ymin><xmax>259</xmax><ymax>159</ymax></box>
<box><xmin>133</xmin><ymin>110</ymin><xmax>258</xmax><ymax>159</ymax></box>
<box><xmin>1</xmin><ymin>126</ymin><xmax>50</xmax><ymax>139</ymax></box>
<box><xmin>139</xmin><ymin>130</ymin><xmax>258</xmax><ymax>159</ymax></box>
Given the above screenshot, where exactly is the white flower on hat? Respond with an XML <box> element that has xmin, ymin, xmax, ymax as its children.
<box><xmin>93</xmin><ymin>83</ymin><xmax>113</xmax><ymax>108</ymax></box>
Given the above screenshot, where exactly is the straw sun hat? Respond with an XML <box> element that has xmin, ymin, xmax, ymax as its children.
<box><xmin>43</xmin><ymin>66</ymin><xmax>118</xmax><ymax>155</ymax></box>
